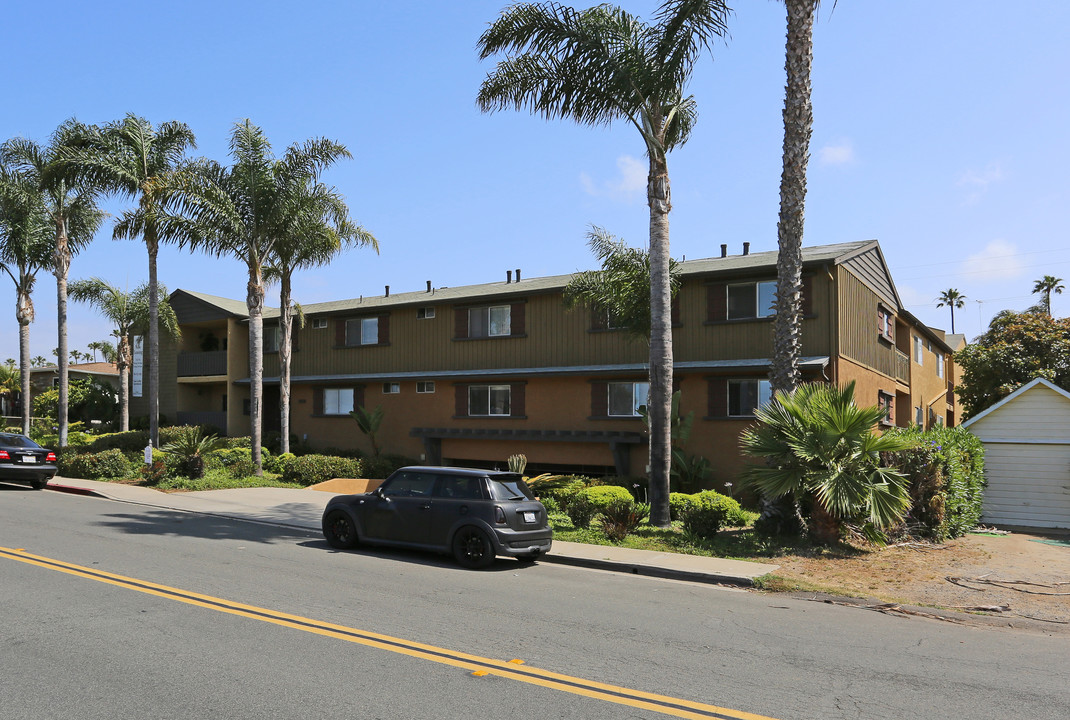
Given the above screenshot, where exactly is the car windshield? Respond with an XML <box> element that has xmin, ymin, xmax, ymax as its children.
<box><xmin>0</xmin><ymin>435</ymin><xmax>39</xmax><ymax>449</ymax></box>
<box><xmin>487</xmin><ymin>474</ymin><xmax>535</xmax><ymax>501</ymax></box>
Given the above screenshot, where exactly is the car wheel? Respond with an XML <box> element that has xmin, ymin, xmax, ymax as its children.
<box><xmin>323</xmin><ymin>510</ymin><xmax>359</xmax><ymax>549</ymax></box>
<box><xmin>452</xmin><ymin>526</ymin><xmax>495</xmax><ymax>569</ymax></box>
<box><xmin>30</xmin><ymin>479</ymin><xmax>47</xmax><ymax>490</ymax></box>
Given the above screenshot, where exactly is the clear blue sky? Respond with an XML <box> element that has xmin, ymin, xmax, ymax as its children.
<box><xmin>3</xmin><ymin>0</ymin><xmax>1068</xmax><ymax>363</ymax></box>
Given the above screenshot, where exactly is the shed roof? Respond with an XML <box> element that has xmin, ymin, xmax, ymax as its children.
<box><xmin>962</xmin><ymin>377</ymin><xmax>1070</xmax><ymax>428</ymax></box>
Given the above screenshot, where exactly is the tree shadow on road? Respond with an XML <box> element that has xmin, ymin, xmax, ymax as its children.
<box><xmin>93</xmin><ymin>508</ymin><xmax>319</xmax><ymax>544</ymax></box>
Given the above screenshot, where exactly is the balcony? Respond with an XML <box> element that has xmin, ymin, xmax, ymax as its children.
<box><xmin>178</xmin><ymin>350</ymin><xmax>227</xmax><ymax>377</ymax></box>
<box><xmin>895</xmin><ymin>349</ymin><xmax>910</xmax><ymax>384</ymax></box>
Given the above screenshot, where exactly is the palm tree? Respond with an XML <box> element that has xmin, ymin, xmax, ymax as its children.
<box><xmin>31</xmin><ymin>355</ymin><xmax>47</xmax><ymax>367</ymax></box>
<box><xmin>70</xmin><ymin>278</ymin><xmax>179</xmax><ymax>431</ymax></box>
<box><xmin>0</xmin><ymin>363</ymin><xmax>18</xmax><ymax>418</ymax></box>
<box><xmin>739</xmin><ymin>381</ymin><xmax>915</xmax><ymax>543</ymax></box>
<box><xmin>477</xmin><ymin>0</ymin><xmax>730</xmax><ymax>528</ymax></box>
<box><xmin>162</xmin><ymin>120</ymin><xmax>351</xmax><ymax>472</ymax></box>
<box><xmin>1</xmin><ymin>121</ymin><xmax>106</xmax><ymax>447</ymax></box>
<box><xmin>936</xmin><ymin>288</ymin><xmax>966</xmax><ymax>333</ymax></box>
<box><xmin>268</xmin><ymin>181</ymin><xmax>375</xmax><ymax>454</ymax></box>
<box><xmin>58</xmin><ymin>114</ymin><xmax>196</xmax><ymax>448</ymax></box>
<box><xmin>87</xmin><ymin>339</ymin><xmax>117</xmax><ymax>364</ymax></box>
<box><xmin>1031</xmin><ymin>275</ymin><xmax>1064</xmax><ymax>317</ymax></box>
<box><xmin>1</xmin><ymin>160</ymin><xmax>55</xmax><ymax>433</ymax></box>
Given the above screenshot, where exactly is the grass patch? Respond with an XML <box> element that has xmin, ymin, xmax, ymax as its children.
<box><xmin>154</xmin><ymin>470</ymin><xmax>302</xmax><ymax>492</ymax></box>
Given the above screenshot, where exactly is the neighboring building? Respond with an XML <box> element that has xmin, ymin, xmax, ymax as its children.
<box><xmin>134</xmin><ymin>240</ymin><xmax>960</xmax><ymax>482</ymax></box>
<box><xmin>28</xmin><ymin>362</ymin><xmax>120</xmax><ymax>399</ymax></box>
<box><xmin>963</xmin><ymin>378</ymin><xmax>1070</xmax><ymax>530</ymax></box>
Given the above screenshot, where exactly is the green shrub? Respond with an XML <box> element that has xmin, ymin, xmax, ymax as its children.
<box><xmin>885</xmin><ymin>426</ymin><xmax>986</xmax><ymax>540</ymax></box>
<box><xmin>575</xmin><ymin>484</ymin><xmax>635</xmax><ymax>510</ymax></box>
<box><xmin>598</xmin><ymin>500</ymin><xmax>650</xmax><ymax>542</ymax></box>
<box><xmin>361</xmin><ymin>453</ymin><xmax>412</xmax><ymax>479</ymax></box>
<box><xmin>281</xmin><ymin>454</ymin><xmax>363</xmax><ymax>487</ymax></box>
<box><xmin>539</xmin><ymin>496</ymin><xmax>560</xmax><ymax>512</ymax></box>
<box><xmin>140</xmin><ymin>460</ymin><xmax>169</xmax><ymax>485</ymax></box>
<box><xmin>537</xmin><ymin>476</ymin><xmax>588</xmax><ymax>508</ymax></box>
<box><xmin>226</xmin><ymin>458</ymin><xmax>258</xmax><ymax>479</ymax></box>
<box><xmin>669</xmin><ymin>492</ymin><xmax>697</xmax><ymax>521</ymax></box>
<box><xmin>264</xmin><ymin>452</ymin><xmax>295</xmax><ymax>474</ymax></box>
<box><xmin>565</xmin><ymin>495</ymin><xmax>597</xmax><ymax>528</ymax></box>
<box><xmin>680</xmin><ymin>490</ymin><xmax>744</xmax><ymax>540</ymax></box>
<box><xmin>60</xmin><ymin>449</ymin><xmax>132</xmax><ymax>480</ymax></box>
<box><xmin>89</xmin><ymin>431</ymin><xmax>151</xmax><ymax>453</ymax></box>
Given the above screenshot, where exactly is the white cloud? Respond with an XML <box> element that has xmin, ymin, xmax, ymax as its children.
<box><xmin>580</xmin><ymin>155</ymin><xmax>647</xmax><ymax>202</ymax></box>
<box><xmin>962</xmin><ymin>239</ymin><xmax>1024</xmax><ymax>280</ymax></box>
<box><xmin>818</xmin><ymin>139</ymin><xmax>855</xmax><ymax>166</ymax></box>
<box><xmin>957</xmin><ymin>162</ymin><xmax>1003</xmax><ymax>188</ymax></box>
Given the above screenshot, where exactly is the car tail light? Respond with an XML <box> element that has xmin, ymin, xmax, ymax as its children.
<box><xmin>494</xmin><ymin>506</ymin><xmax>507</xmax><ymax>524</ymax></box>
<box><xmin>0</xmin><ymin>450</ymin><xmax>9</xmax><ymax>460</ymax></box>
<box><xmin>46</xmin><ymin>452</ymin><xmax>57</xmax><ymax>462</ymax></box>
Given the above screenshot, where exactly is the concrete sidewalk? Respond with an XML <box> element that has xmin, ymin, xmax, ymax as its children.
<box><xmin>43</xmin><ymin>476</ymin><xmax>778</xmax><ymax>587</ymax></box>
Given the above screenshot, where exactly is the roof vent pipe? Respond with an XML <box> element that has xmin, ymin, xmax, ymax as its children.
<box><xmin>720</xmin><ymin>244</ymin><xmax>727</xmax><ymax>258</ymax></box>
<box><xmin>426</xmin><ymin>280</ymin><xmax>431</xmax><ymax>293</ymax></box>
<box><xmin>506</xmin><ymin>270</ymin><xmax>513</xmax><ymax>283</ymax></box>
<box><xmin>743</xmin><ymin>242</ymin><xmax>750</xmax><ymax>256</ymax></box>
<box><xmin>516</xmin><ymin>268</ymin><xmax>521</xmax><ymax>282</ymax></box>
<box><xmin>385</xmin><ymin>285</ymin><xmax>390</xmax><ymax>297</ymax></box>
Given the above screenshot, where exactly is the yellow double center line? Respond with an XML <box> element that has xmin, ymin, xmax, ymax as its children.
<box><xmin>1</xmin><ymin>546</ymin><xmax>776</xmax><ymax>720</ymax></box>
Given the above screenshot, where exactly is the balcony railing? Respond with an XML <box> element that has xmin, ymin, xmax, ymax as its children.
<box><xmin>177</xmin><ymin>350</ymin><xmax>227</xmax><ymax>377</ymax></box>
<box><xmin>895</xmin><ymin>349</ymin><xmax>910</xmax><ymax>384</ymax></box>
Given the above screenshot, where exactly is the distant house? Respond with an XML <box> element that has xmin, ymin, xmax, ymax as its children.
<box><xmin>132</xmin><ymin>239</ymin><xmax>959</xmax><ymax>482</ymax></box>
<box><xmin>27</xmin><ymin>362</ymin><xmax>120</xmax><ymax>410</ymax></box>
<box><xmin>963</xmin><ymin>378</ymin><xmax>1070</xmax><ymax>530</ymax></box>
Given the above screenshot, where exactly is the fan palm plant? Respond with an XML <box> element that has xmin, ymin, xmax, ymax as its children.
<box><xmin>739</xmin><ymin>381</ymin><xmax>915</xmax><ymax>543</ymax></box>
<box><xmin>477</xmin><ymin>0</ymin><xmax>730</xmax><ymax>527</ymax></box>
<box><xmin>0</xmin><ymin>161</ymin><xmax>55</xmax><ymax>433</ymax></box>
<box><xmin>936</xmin><ymin>288</ymin><xmax>966</xmax><ymax>333</ymax></box>
<box><xmin>1031</xmin><ymin>275</ymin><xmax>1064</xmax><ymax>317</ymax></box>
<box><xmin>70</xmin><ymin>278</ymin><xmax>179</xmax><ymax>431</ymax></box>
<box><xmin>267</xmin><ymin>179</ymin><xmax>375</xmax><ymax>454</ymax></box>
<box><xmin>161</xmin><ymin>425</ymin><xmax>227</xmax><ymax>479</ymax></box>
<box><xmin>1</xmin><ymin>121</ymin><xmax>106</xmax><ymax>446</ymax></box>
<box><xmin>159</xmin><ymin>120</ymin><xmax>352</xmax><ymax>473</ymax></box>
<box><xmin>57</xmin><ymin>114</ymin><xmax>196</xmax><ymax>448</ymax></box>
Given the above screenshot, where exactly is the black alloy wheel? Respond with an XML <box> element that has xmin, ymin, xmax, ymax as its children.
<box><xmin>451</xmin><ymin>526</ymin><xmax>495</xmax><ymax>569</ymax></box>
<box><xmin>323</xmin><ymin>510</ymin><xmax>359</xmax><ymax>549</ymax></box>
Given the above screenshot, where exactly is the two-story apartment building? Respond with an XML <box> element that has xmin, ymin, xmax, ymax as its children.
<box><xmin>133</xmin><ymin>239</ymin><xmax>959</xmax><ymax>483</ymax></box>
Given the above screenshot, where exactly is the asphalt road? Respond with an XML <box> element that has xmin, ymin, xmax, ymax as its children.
<box><xmin>2</xmin><ymin>486</ymin><xmax>1067</xmax><ymax>720</ymax></box>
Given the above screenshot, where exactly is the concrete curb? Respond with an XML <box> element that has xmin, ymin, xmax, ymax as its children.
<box><xmin>538</xmin><ymin>553</ymin><xmax>765</xmax><ymax>587</ymax></box>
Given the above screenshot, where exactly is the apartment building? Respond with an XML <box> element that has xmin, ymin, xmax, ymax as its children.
<box><xmin>134</xmin><ymin>239</ymin><xmax>959</xmax><ymax>483</ymax></box>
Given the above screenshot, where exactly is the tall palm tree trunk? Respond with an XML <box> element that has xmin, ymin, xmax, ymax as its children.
<box><xmin>147</xmin><ymin>230</ymin><xmax>160</xmax><ymax>447</ymax></box>
<box><xmin>246</xmin><ymin>268</ymin><xmax>265</xmax><ymax>474</ymax></box>
<box><xmin>17</xmin><ymin>289</ymin><xmax>32</xmax><ymax>435</ymax></box>
<box><xmin>117</xmin><ymin>335</ymin><xmax>131</xmax><ymax>432</ymax></box>
<box><xmin>278</xmin><ymin>274</ymin><xmax>293</xmax><ymax>455</ymax></box>
<box><xmin>54</xmin><ymin>219</ymin><xmax>71</xmax><ymax>447</ymax></box>
<box><xmin>771</xmin><ymin>0</ymin><xmax>816</xmax><ymax>396</ymax></box>
<box><xmin>647</xmin><ymin>154</ymin><xmax>673</xmax><ymax>528</ymax></box>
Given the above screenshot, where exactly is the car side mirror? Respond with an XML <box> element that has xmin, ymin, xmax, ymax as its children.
<box><xmin>375</xmin><ymin>487</ymin><xmax>388</xmax><ymax>501</ymax></box>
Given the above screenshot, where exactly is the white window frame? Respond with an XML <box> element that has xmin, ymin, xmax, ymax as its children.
<box><xmin>915</xmin><ymin>406</ymin><xmax>923</xmax><ymax>426</ymax></box>
<box><xmin>727</xmin><ymin>281</ymin><xmax>777</xmax><ymax>320</ymax></box>
<box><xmin>727</xmin><ymin>379</ymin><xmax>773</xmax><ymax>417</ymax></box>
<box><xmin>416</xmin><ymin>381</ymin><xmax>435</xmax><ymax>394</ymax></box>
<box><xmin>361</xmin><ymin>317</ymin><xmax>378</xmax><ymax>345</ymax></box>
<box><xmin>469</xmin><ymin>305</ymin><xmax>511</xmax><ymax>338</ymax></box>
<box><xmin>323</xmin><ymin>388</ymin><xmax>354</xmax><ymax>416</ymax></box>
<box><xmin>263</xmin><ymin>325</ymin><xmax>279</xmax><ymax>353</ymax></box>
<box><xmin>878</xmin><ymin>391</ymin><xmax>894</xmax><ymax>425</ymax></box>
<box><xmin>878</xmin><ymin>307</ymin><xmax>894</xmax><ymax>341</ymax></box>
<box><xmin>417</xmin><ymin>307</ymin><xmax>436</xmax><ymax>319</ymax></box>
<box><xmin>382</xmin><ymin>382</ymin><xmax>400</xmax><ymax>394</ymax></box>
<box><xmin>936</xmin><ymin>352</ymin><xmax>945</xmax><ymax>379</ymax></box>
<box><xmin>607</xmin><ymin>381</ymin><xmax>650</xmax><ymax>417</ymax></box>
<box><xmin>468</xmin><ymin>384</ymin><xmax>511</xmax><ymax>416</ymax></box>
<box><xmin>913</xmin><ymin>335</ymin><xmax>924</xmax><ymax>364</ymax></box>
<box><xmin>312</xmin><ymin>318</ymin><xmax>327</xmax><ymax>329</ymax></box>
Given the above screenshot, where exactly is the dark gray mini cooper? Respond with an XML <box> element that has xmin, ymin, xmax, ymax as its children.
<box><xmin>321</xmin><ymin>466</ymin><xmax>552</xmax><ymax>568</ymax></box>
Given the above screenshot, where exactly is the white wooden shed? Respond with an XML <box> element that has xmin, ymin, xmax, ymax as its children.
<box><xmin>963</xmin><ymin>378</ymin><xmax>1070</xmax><ymax>529</ymax></box>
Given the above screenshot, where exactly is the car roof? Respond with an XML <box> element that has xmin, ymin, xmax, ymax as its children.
<box><xmin>396</xmin><ymin>466</ymin><xmax>519</xmax><ymax>478</ymax></box>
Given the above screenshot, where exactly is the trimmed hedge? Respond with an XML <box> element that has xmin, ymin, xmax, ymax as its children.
<box><xmin>281</xmin><ymin>454</ymin><xmax>363</xmax><ymax>487</ymax></box>
<box><xmin>59</xmin><ymin>448</ymin><xmax>132</xmax><ymax>480</ymax></box>
<box><xmin>885</xmin><ymin>426</ymin><xmax>986</xmax><ymax>540</ymax></box>
<box><xmin>676</xmin><ymin>490</ymin><xmax>745</xmax><ymax>539</ymax></box>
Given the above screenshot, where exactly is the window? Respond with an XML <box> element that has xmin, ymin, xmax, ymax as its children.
<box><xmin>381</xmin><ymin>471</ymin><xmax>436</xmax><ymax>498</ymax></box>
<box><xmin>607</xmin><ymin>381</ymin><xmax>649</xmax><ymax>417</ymax></box>
<box><xmin>345</xmin><ymin>317</ymin><xmax>379</xmax><ymax>346</ymax></box>
<box><xmin>727</xmin><ymin>281</ymin><xmax>776</xmax><ymax>320</ymax></box>
<box><xmin>312</xmin><ymin>318</ymin><xmax>327</xmax><ymax>329</ymax></box>
<box><xmin>915</xmin><ymin>406</ymin><xmax>923</xmax><ymax>426</ymax></box>
<box><xmin>878</xmin><ymin>392</ymin><xmax>894</xmax><ymax>425</ymax></box>
<box><xmin>434</xmin><ymin>475</ymin><xmax>484</xmax><ymax>500</ymax></box>
<box><xmin>935</xmin><ymin>414</ymin><xmax>945</xmax><ymax>427</ymax></box>
<box><xmin>936</xmin><ymin>352</ymin><xmax>945</xmax><ymax>379</ymax></box>
<box><xmin>877</xmin><ymin>307</ymin><xmax>894</xmax><ymax>341</ymax></box>
<box><xmin>323</xmin><ymin>388</ymin><xmax>354</xmax><ymax>415</ymax></box>
<box><xmin>417</xmin><ymin>381</ymin><xmax>435</xmax><ymax>394</ymax></box>
<box><xmin>728</xmin><ymin>379</ymin><xmax>772</xmax><ymax>417</ymax></box>
<box><xmin>469</xmin><ymin>305</ymin><xmax>511</xmax><ymax>337</ymax></box>
<box><xmin>469</xmin><ymin>385</ymin><xmax>511</xmax><ymax>416</ymax></box>
<box><xmin>417</xmin><ymin>307</ymin><xmax>436</xmax><ymax>319</ymax></box>
<box><xmin>913</xmin><ymin>335</ymin><xmax>924</xmax><ymax>364</ymax></box>
<box><xmin>264</xmin><ymin>325</ymin><xmax>279</xmax><ymax>353</ymax></box>
<box><xmin>382</xmin><ymin>382</ymin><xmax>400</xmax><ymax>394</ymax></box>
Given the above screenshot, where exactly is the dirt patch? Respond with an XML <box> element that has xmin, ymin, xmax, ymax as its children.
<box><xmin>764</xmin><ymin>530</ymin><xmax>1070</xmax><ymax>631</ymax></box>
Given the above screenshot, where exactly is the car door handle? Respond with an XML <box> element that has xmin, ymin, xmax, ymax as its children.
<box><xmin>420</xmin><ymin>504</ymin><xmax>431</xmax><ymax>510</ymax></box>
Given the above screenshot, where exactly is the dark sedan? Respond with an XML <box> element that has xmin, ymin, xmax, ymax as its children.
<box><xmin>0</xmin><ymin>433</ymin><xmax>57</xmax><ymax>489</ymax></box>
<box><xmin>322</xmin><ymin>466</ymin><xmax>552</xmax><ymax>568</ymax></box>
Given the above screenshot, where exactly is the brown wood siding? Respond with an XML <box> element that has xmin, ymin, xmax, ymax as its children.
<box><xmin>590</xmin><ymin>381</ymin><xmax>608</xmax><ymax>417</ymax></box>
<box><xmin>454</xmin><ymin>307</ymin><xmax>468</xmax><ymax>339</ymax></box>
<box><xmin>454</xmin><ymin>384</ymin><xmax>467</xmax><ymax>416</ymax></box>
<box><xmin>706</xmin><ymin>283</ymin><xmax>726</xmax><ymax>321</ymax></box>
<box><xmin>801</xmin><ymin>274</ymin><xmax>813</xmax><ymax>316</ymax></box>
<box><xmin>510</xmin><ymin>302</ymin><xmax>526</xmax><ymax>335</ymax></box>
<box><xmin>707</xmin><ymin>378</ymin><xmax>727</xmax><ymax>418</ymax></box>
<box><xmin>838</xmin><ymin>268</ymin><xmax>897</xmax><ymax>377</ymax></box>
<box><xmin>842</xmin><ymin>247</ymin><xmax>897</xmax><ymax>309</ymax></box>
<box><xmin>511</xmin><ymin>383</ymin><xmax>526</xmax><ymax>417</ymax></box>
<box><xmin>378</xmin><ymin>313</ymin><xmax>390</xmax><ymax>344</ymax></box>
